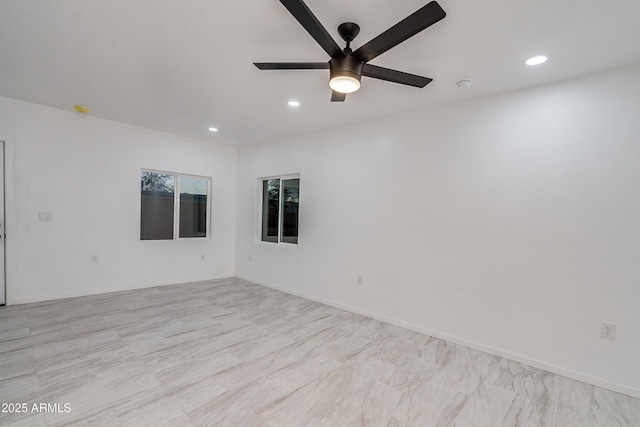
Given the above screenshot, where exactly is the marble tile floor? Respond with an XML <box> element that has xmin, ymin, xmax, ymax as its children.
<box><xmin>1</xmin><ymin>278</ymin><xmax>639</xmax><ymax>426</ymax></box>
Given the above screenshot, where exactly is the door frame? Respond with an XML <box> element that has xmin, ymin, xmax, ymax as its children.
<box><xmin>0</xmin><ymin>141</ymin><xmax>4</xmax><ymax>305</ymax></box>
<box><xmin>0</xmin><ymin>136</ymin><xmax>14</xmax><ymax>306</ymax></box>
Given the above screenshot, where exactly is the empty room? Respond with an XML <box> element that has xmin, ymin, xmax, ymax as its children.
<box><xmin>1</xmin><ymin>0</ymin><xmax>639</xmax><ymax>425</ymax></box>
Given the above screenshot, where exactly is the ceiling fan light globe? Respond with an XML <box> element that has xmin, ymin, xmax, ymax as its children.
<box><xmin>329</xmin><ymin>75</ymin><xmax>361</xmax><ymax>94</ymax></box>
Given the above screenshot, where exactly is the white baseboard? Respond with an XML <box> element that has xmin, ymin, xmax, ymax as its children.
<box><xmin>236</xmin><ymin>274</ymin><xmax>640</xmax><ymax>400</ymax></box>
<box><xmin>10</xmin><ymin>276</ymin><xmax>234</xmax><ymax>305</ymax></box>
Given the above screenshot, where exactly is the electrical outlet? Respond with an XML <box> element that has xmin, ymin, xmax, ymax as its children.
<box><xmin>91</xmin><ymin>254</ymin><xmax>99</xmax><ymax>263</ymax></box>
<box><xmin>357</xmin><ymin>276</ymin><xmax>363</xmax><ymax>286</ymax></box>
<box><xmin>249</xmin><ymin>255</ymin><xmax>252</xmax><ymax>262</ymax></box>
<box><xmin>601</xmin><ymin>322</ymin><xmax>616</xmax><ymax>340</ymax></box>
<box><xmin>201</xmin><ymin>254</ymin><xmax>205</xmax><ymax>261</ymax></box>
<box><xmin>39</xmin><ymin>211</ymin><xmax>53</xmax><ymax>222</ymax></box>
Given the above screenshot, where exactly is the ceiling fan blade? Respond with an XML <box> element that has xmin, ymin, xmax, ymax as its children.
<box><xmin>331</xmin><ymin>91</ymin><xmax>347</xmax><ymax>102</ymax></box>
<box><xmin>362</xmin><ymin>64</ymin><xmax>432</xmax><ymax>88</ymax></box>
<box><xmin>279</xmin><ymin>0</ymin><xmax>344</xmax><ymax>58</ymax></box>
<box><xmin>353</xmin><ymin>1</ymin><xmax>446</xmax><ymax>63</ymax></box>
<box><xmin>254</xmin><ymin>62</ymin><xmax>329</xmax><ymax>70</ymax></box>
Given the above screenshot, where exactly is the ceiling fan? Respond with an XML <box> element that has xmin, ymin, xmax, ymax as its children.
<box><xmin>254</xmin><ymin>0</ymin><xmax>446</xmax><ymax>102</ymax></box>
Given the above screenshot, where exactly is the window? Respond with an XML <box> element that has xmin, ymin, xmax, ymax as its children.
<box><xmin>140</xmin><ymin>170</ymin><xmax>210</xmax><ymax>240</ymax></box>
<box><xmin>261</xmin><ymin>176</ymin><xmax>300</xmax><ymax>244</ymax></box>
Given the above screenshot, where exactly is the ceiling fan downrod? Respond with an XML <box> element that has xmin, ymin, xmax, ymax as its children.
<box><xmin>338</xmin><ymin>22</ymin><xmax>360</xmax><ymax>54</ymax></box>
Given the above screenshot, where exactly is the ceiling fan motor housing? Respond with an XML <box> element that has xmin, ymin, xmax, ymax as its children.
<box><xmin>330</xmin><ymin>55</ymin><xmax>364</xmax><ymax>83</ymax></box>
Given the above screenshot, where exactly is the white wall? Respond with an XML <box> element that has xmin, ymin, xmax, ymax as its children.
<box><xmin>0</xmin><ymin>96</ymin><xmax>237</xmax><ymax>304</ymax></box>
<box><xmin>236</xmin><ymin>64</ymin><xmax>640</xmax><ymax>397</ymax></box>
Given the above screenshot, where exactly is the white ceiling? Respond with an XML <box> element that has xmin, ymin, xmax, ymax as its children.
<box><xmin>1</xmin><ymin>0</ymin><xmax>639</xmax><ymax>146</ymax></box>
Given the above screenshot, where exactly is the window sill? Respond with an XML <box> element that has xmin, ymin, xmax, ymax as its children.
<box><xmin>254</xmin><ymin>240</ymin><xmax>299</xmax><ymax>249</ymax></box>
<box><xmin>141</xmin><ymin>237</ymin><xmax>210</xmax><ymax>242</ymax></box>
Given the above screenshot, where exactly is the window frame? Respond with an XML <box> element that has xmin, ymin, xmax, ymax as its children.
<box><xmin>140</xmin><ymin>169</ymin><xmax>212</xmax><ymax>241</ymax></box>
<box><xmin>257</xmin><ymin>174</ymin><xmax>300</xmax><ymax>246</ymax></box>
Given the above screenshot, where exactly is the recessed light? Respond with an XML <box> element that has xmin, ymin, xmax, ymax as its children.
<box><xmin>208</xmin><ymin>127</ymin><xmax>219</xmax><ymax>132</ymax></box>
<box><xmin>288</xmin><ymin>101</ymin><xmax>301</xmax><ymax>107</ymax></box>
<box><xmin>525</xmin><ymin>55</ymin><xmax>548</xmax><ymax>66</ymax></box>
